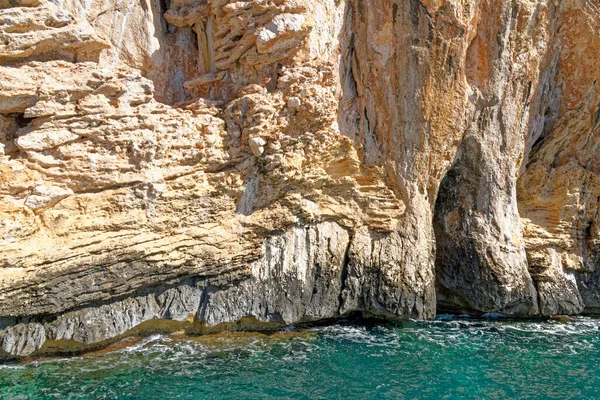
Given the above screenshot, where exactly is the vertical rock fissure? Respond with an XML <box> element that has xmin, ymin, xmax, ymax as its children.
<box><xmin>337</xmin><ymin>232</ymin><xmax>353</xmax><ymax>316</ymax></box>
<box><xmin>197</xmin><ymin>285</ymin><xmax>211</xmax><ymax>323</ymax></box>
<box><xmin>159</xmin><ymin>0</ymin><xmax>174</xmax><ymax>33</ymax></box>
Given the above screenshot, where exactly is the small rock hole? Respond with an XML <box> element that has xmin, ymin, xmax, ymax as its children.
<box><xmin>15</xmin><ymin>113</ymin><xmax>34</xmax><ymax>129</ymax></box>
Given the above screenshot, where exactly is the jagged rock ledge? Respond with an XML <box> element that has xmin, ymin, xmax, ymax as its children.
<box><xmin>0</xmin><ymin>221</ymin><xmax>434</xmax><ymax>359</ymax></box>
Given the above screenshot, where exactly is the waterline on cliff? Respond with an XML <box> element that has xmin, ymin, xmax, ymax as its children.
<box><xmin>2</xmin><ymin>317</ymin><xmax>600</xmax><ymax>399</ymax></box>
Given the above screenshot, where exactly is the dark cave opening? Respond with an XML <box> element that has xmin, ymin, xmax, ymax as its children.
<box><xmin>432</xmin><ymin>161</ymin><xmax>482</xmax><ymax>315</ymax></box>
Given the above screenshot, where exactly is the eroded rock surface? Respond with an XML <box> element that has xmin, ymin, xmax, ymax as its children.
<box><xmin>0</xmin><ymin>0</ymin><xmax>598</xmax><ymax>358</ymax></box>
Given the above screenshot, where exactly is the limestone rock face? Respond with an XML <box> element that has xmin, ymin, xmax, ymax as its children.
<box><xmin>0</xmin><ymin>0</ymin><xmax>598</xmax><ymax>358</ymax></box>
<box><xmin>517</xmin><ymin>2</ymin><xmax>600</xmax><ymax>315</ymax></box>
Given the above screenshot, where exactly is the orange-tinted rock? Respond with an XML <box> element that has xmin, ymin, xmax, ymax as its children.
<box><xmin>0</xmin><ymin>0</ymin><xmax>598</xmax><ymax>358</ymax></box>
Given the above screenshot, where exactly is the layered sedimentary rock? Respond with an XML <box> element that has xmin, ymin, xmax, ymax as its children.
<box><xmin>517</xmin><ymin>2</ymin><xmax>600</xmax><ymax>315</ymax></box>
<box><xmin>0</xmin><ymin>0</ymin><xmax>598</xmax><ymax>358</ymax></box>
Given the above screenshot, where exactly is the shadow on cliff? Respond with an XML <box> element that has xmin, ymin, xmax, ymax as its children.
<box><xmin>147</xmin><ymin>0</ymin><xmax>200</xmax><ymax>104</ymax></box>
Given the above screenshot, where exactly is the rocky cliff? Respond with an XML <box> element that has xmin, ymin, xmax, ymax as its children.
<box><xmin>0</xmin><ymin>0</ymin><xmax>598</xmax><ymax>359</ymax></box>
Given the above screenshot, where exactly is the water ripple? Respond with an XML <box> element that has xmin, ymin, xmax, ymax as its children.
<box><xmin>1</xmin><ymin>317</ymin><xmax>600</xmax><ymax>399</ymax></box>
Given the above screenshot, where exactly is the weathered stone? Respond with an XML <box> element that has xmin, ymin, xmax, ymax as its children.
<box><xmin>0</xmin><ymin>0</ymin><xmax>109</xmax><ymax>63</ymax></box>
<box><xmin>0</xmin><ymin>0</ymin><xmax>598</xmax><ymax>359</ymax></box>
<box><xmin>24</xmin><ymin>185</ymin><xmax>73</xmax><ymax>210</ymax></box>
<box><xmin>248</xmin><ymin>137</ymin><xmax>267</xmax><ymax>157</ymax></box>
<box><xmin>16</xmin><ymin>129</ymin><xmax>79</xmax><ymax>151</ymax></box>
<box><xmin>1</xmin><ymin>323</ymin><xmax>45</xmax><ymax>357</ymax></box>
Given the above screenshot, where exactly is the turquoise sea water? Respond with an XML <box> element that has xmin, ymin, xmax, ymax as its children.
<box><xmin>1</xmin><ymin>317</ymin><xmax>600</xmax><ymax>399</ymax></box>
